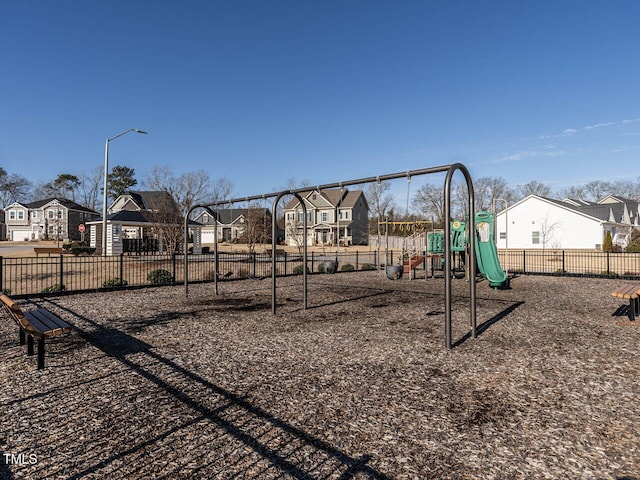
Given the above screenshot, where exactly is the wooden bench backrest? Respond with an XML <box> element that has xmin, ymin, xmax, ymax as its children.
<box><xmin>0</xmin><ymin>294</ymin><xmax>34</xmax><ymax>331</ymax></box>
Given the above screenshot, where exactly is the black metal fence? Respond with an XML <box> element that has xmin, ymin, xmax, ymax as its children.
<box><xmin>3</xmin><ymin>249</ymin><xmax>639</xmax><ymax>298</ymax></box>
<box><xmin>498</xmin><ymin>249</ymin><xmax>640</xmax><ymax>279</ymax></box>
<box><xmin>0</xmin><ymin>251</ymin><xmax>382</xmax><ymax>298</ymax></box>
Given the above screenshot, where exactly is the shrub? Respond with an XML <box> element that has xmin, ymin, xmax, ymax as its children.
<box><xmin>340</xmin><ymin>263</ymin><xmax>355</xmax><ymax>271</ymax></box>
<box><xmin>70</xmin><ymin>246</ymin><xmax>96</xmax><ymax>256</ymax></box>
<box><xmin>293</xmin><ymin>265</ymin><xmax>310</xmax><ymax>275</ymax></box>
<box><xmin>147</xmin><ymin>269</ymin><xmax>174</xmax><ymax>285</ymax></box>
<box><xmin>102</xmin><ymin>277</ymin><xmax>128</xmax><ymax>288</ymax></box>
<box><xmin>603</xmin><ymin>231</ymin><xmax>613</xmax><ymax>253</ymax></box>
<box><xmin>2</xmin><ymin>288</ymin><xmax>11</xmax><ymax>295</ymax></box>
<box><xmin>42</xmin><ymin>283</ymin><xmax>66</xmax><ymax>293</ymax></box>
<box><xmin>317</xmin><ymin>263</ymin><xmax>325</xmax><ymax>273</ymax></box>
<box><xmin>601</xmin><ymin>271</ymin><xmax>619</xmax><ymax>277</ymax></box>
<box><xmin>361</xmin><ymin>263</ymin><xmax>376</xmax><ymax>271</ymax></box>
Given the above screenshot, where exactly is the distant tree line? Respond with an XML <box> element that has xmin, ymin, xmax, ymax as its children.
<box><xmin>0</xmin><ymin>165</ymin><xmax>235</xmax><ymax>218</ymax></box>
<box><xmin>366</xmin><ymin>176</ymin><xmax>640</xmax><ymax>231</ymax></box>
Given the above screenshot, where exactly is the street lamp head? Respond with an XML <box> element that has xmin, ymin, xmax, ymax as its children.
<box><xmin>134</xmin><ymin>129</ymin><xmax>148</xmax><ymax>134</ymax></box>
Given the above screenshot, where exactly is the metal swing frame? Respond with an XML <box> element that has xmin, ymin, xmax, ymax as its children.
<box><xmin>184</xmin><ymin>163</ymin><xmax>476</xmax><ymax>349</ymax></box>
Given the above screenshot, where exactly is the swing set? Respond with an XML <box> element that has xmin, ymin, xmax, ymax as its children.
<box><xmin>184</xmin><ymin>163</ymin><xmax>476</xmax><ymax>349</ymax></box>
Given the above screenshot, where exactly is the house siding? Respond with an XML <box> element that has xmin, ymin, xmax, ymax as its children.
<box><xmin>497</xmin><ymin>196</ymin><xmax>607</xmax><ymax>250</ymax></box>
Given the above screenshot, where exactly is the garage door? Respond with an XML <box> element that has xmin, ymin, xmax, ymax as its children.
<box><xmin>11</xmin><ymin>229</ymin><xmax>37</xmax><ymax>241</ymax></box>
<box><xmin>201</xmin><ymin>229</ymin><xmax>216</xmax><ymax>244</ymax></box>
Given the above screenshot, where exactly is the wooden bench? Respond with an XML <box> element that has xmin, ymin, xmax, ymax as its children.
<box><xmin>610</xmin><ymin>284</ymin><xmax>640</xmax><ymax>321</ymax></box>
<box><xmin>33</xmin><ymin>247</ymin><xmax>64</xmax><ymax>257</ymax></box>
<box><xmin>0</xmin><ymin>294</ymin><xmax>72</xmax><ymax>369</ymax></box>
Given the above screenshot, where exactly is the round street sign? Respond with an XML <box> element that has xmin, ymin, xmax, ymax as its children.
<box><xmin>78</xmin><ymin>224</ymin><xmax>86</xmax><ymax>233</ymax></box>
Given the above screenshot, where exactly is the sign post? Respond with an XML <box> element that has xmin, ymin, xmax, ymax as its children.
<box><xmin>79</xmin><ymin>223</ymin><xmax>85</xmax><ymax>242</ymax></box>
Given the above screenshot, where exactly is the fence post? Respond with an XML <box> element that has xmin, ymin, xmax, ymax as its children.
<box><xmin>0</xmin><ymin>256</ymin><xmax>3</xmax><ymax>293</ymax></box>
<box><xmin>284</xmin><ymin>251</ymin><xmax>287</xmax><ymax>276</ymax></box>
<box><xmin>606</xmin><ymin>251</ymin><xmax>610</xmax><ymax>275</ymax></box>
<box><xmin>311</xmin><ymin>251</ymin><xmax>314</xmax><ymax>273</ymax></box>
<box><xmin>120</xmin><ymin>254</ymin><xmax>124</xmax><ymax>283</ymax></box>
<box><xmin>356</xmin><ymin>251</ymin><xmax>359</xmax><ymax>270</ymax></box>
<box><xmin>172</xmin><ymin>254</ymin><xmax>177</xmax><ymax>285</ymax></box>
<box><xmin>562</xmin><ymin>250</ymin><xmax>565</xmax><ymax>273</ymax></box>
<box><xmin>59</xmin><ymin>254</ymin><xmax>64</xmax><ymax>289</ymax></box>
<box><xmin>523</xmin><ymin>250</ymin><xmax>526</xmax><ymax>274</ymax></box>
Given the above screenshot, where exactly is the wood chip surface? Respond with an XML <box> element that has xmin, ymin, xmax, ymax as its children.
<box><xmin>1</xmin><ymin>272</ymin><xmax>639</xmax><ymax>479</ymax></box>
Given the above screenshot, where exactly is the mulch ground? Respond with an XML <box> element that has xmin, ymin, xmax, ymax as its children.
<box><xmin>1</xmin><ymin>272</ymin><xmax>639</xmax><ymax>479</ymax></box>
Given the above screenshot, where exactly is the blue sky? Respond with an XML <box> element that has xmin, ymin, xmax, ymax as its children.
<box><xmin>2</xmin><ymin>0</ymin><xmax>639</xmax><ymax>203</ymax></box>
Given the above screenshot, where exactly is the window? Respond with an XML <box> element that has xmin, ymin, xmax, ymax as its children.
<box><xmin>17</xmin><ymin>211</ymin><xmax>24</xmax><ymax>220</ymax></box>
<box><xmin>322</xmin><ymin>212</ymin><xmax>328</xmax><ymax>222</ymax></box>
<box><xmin>532</xmin><ymin>231</ymin><xmax>540</xmax><ymax>244</ymax></box>
<box><xmin>203</xmin><ymin>214</ymin><xmax>209</xmax><ymax>223</ymax></box>
<box><xmin>499</xmin><ymin>232</ymin><xmax>506</xmax><ymax>239</ymax></box>
<box><xmin>57</xmin><ymin>210</ymin><xmax>63</xmax><ymax>219</ymax></box>
<box><xmin>48</xmin><ymin>210</ymin><xmax>54</xmax><ymax>219</ymax></box>
<box><xmin>9</xmin><ymin>211</ymin><xmax>15</xmax><ymax>220</ymax></box>
<box><xmin>32</xmin><ymin>211</ymin><xmax>38</xmax><ymax>219</ymax></box>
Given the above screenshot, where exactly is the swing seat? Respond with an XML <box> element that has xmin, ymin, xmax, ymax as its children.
<box><xmin>322</xmin><ymin>260</ymin><xmax>338</xmax><ymax>274</ymax></box>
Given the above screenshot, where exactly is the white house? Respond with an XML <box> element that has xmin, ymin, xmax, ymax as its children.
<box><xmin>496</xmin><ymin>195</ymin><xmax>639</xmax><ymax>250</ymax></box>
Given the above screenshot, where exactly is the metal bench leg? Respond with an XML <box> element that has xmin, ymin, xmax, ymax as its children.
<box><xmin>27</xmin><ymin>335</ymin><xmax>35</xmax><ymax>356</ymax></box>
<box><xmin>19</xmin><ymin>328</ymin><xmax>26</xmax><ymax>345</ymax></box>
<box><xmin>37</xmin><ymin>338</ymin><xmax>45</xmax><ymax>369</ymax></box>
<box><xmin>630</xmin><ymin>299</ymin><xmax>636</xmax><ymax>321</ymax></box>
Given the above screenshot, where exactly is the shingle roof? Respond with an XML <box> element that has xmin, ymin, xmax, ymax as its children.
<box><xmin>541</xmin><ymin>196</ymin><xmax>637</xmax><ymax>224</ymax></box>
<box><xmin>284</xmin><ymin>188</ymin><xmax>366</xmax><ymax>209</ymax></box>
<box><xmin>25</xmin><ymin>197</ymin><xmax>99</xmax><ymax>214</ymax></box>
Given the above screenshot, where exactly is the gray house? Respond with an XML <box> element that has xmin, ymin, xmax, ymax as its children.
<box><xmin>283</xmin><ymin>188</ymin><xmax>369</xmax><ymax>246</ymax></box>
<box><xmin>192</xmin><ymin>208</ymin><xmax>274</xmax><ymax>244</ymax></box>
<box><xmin>87</xmin><ymin>191</ymin><xmax>184</xmax><ymax>255</ymax></box>
<box><xmin>4</xmin><ymin>198</ymin><xmax>99</xmax><ymax>241</ymax></box>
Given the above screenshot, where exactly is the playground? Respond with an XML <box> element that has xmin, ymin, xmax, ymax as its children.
<box><xmin>1</xmin><ymin>272</ymin><xmax>639</xmax><ymax>479</ymax></box>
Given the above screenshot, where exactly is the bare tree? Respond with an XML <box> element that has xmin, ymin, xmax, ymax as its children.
<box><xmin>79</xmin><ymin>165</ymin><xmax>104</xmax><ymax>211</ymax></box>
<box><xmin>412</xmin><ymin>183</ymin><xmax>445</xmax><ymax>227</ymax></box>
<box><xmin>539</xmin><ymin>215</ymin><xmax>562</xmax><ymax>250</ymax></box>
<box><xmin>237</xmin><ymin>202</ymin><xmax>272</xmax><ymax>256</ymax></box>
<box><xmin>144</xmin><ymin>166</ymin><xmax>212</xmax><ymax>216</ymax></box>
<box><xmin>610</xmin><ymin>179</ymin><xmax>638</xmax><ymax>200</ymax></box>
<box><xmin>584</xmin><ymin>181</ymin><xmax>612</xmax><ymax>202</ymax></box>
<box><xmin>145</xmin><ymin>193</ymin><xmax>183</xmax><ymax>254</ymax></box>
<box><xmin>366</xmin><ymin>181</ymin><xmax>395</xmax><ymax>234</ymax></box>
<box><xmin>211</xmin><ymin>177</ymin><xmax>234</xmax><ymax>206</ymax></box>
<box><xmin>474</xmin><ymin>176</ymin><xmax>514</xmax><ymax>212</ymax></box>
<box><xmin>559</xmin><ymin>185</ymin><xmax>588</xmax><ymax>201</ymax></box>
<box><xmin>0</xmin><ymin>170</ymin><xmax>31</xmax><ymax>206</ymax></box>
<box><xmin>518</xmin><ymin>180</ymin><xmax>552</xmax><ymax>200</ymax></box>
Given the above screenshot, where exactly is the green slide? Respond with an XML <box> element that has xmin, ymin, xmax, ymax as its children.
<box><xmin>474</xmin><ymin>211</ymin><xmax>509</xmax><ymax>288</ymax></box>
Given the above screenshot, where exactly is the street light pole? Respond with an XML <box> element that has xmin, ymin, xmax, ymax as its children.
<box><xmin>102</xmin><ymin>128</ymin><xmax>147</xmax><ymax>256</ymax></box>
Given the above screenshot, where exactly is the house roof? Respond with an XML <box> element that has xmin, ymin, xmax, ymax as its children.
<box><xmin>504</xmin><ymin>194</ymin><xmax>638</xmax><ymax>226</ymax></box>
<box><xmin>88</xmin><ymin>210</ymin><xmax>201</xmax><ymax>226</ymax></box>
<box><xmin>194</xmin><ymin>208</ymin><xmax>271</xmax><ymax>225</ymax></box>
<box><xmin>25</xmin><ymin>197</ymin><xmax>99</xmax><ymax>215</ymax></box>
<box><xmin>112</xmin><ymin>191</ymin><xmax>178</xmax><ymax>213</ymax></box>
<box><xmin>284</xmin><ymin>188</ymin><xmax>367</xmax><ymax>210</ymax></box>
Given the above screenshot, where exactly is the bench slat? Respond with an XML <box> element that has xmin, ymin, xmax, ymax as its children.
<box><xmin>611</xmin><ymin>285</ymin><xmax>640</xmax><ymax>299</ymax></box>
<box><xmin>24</xmin><ymin>308</ymin><xmax>67</xmax><ymax>336</ymax></box>
<box><xmin>22</xmin><ymin>312</ymin><xmax>51</xmax><ymax>337</ymax></box>
<box><xmin>28</xmin><ymin>309</ymin><xmax>71</xmax><ymax>335</ymax></box>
